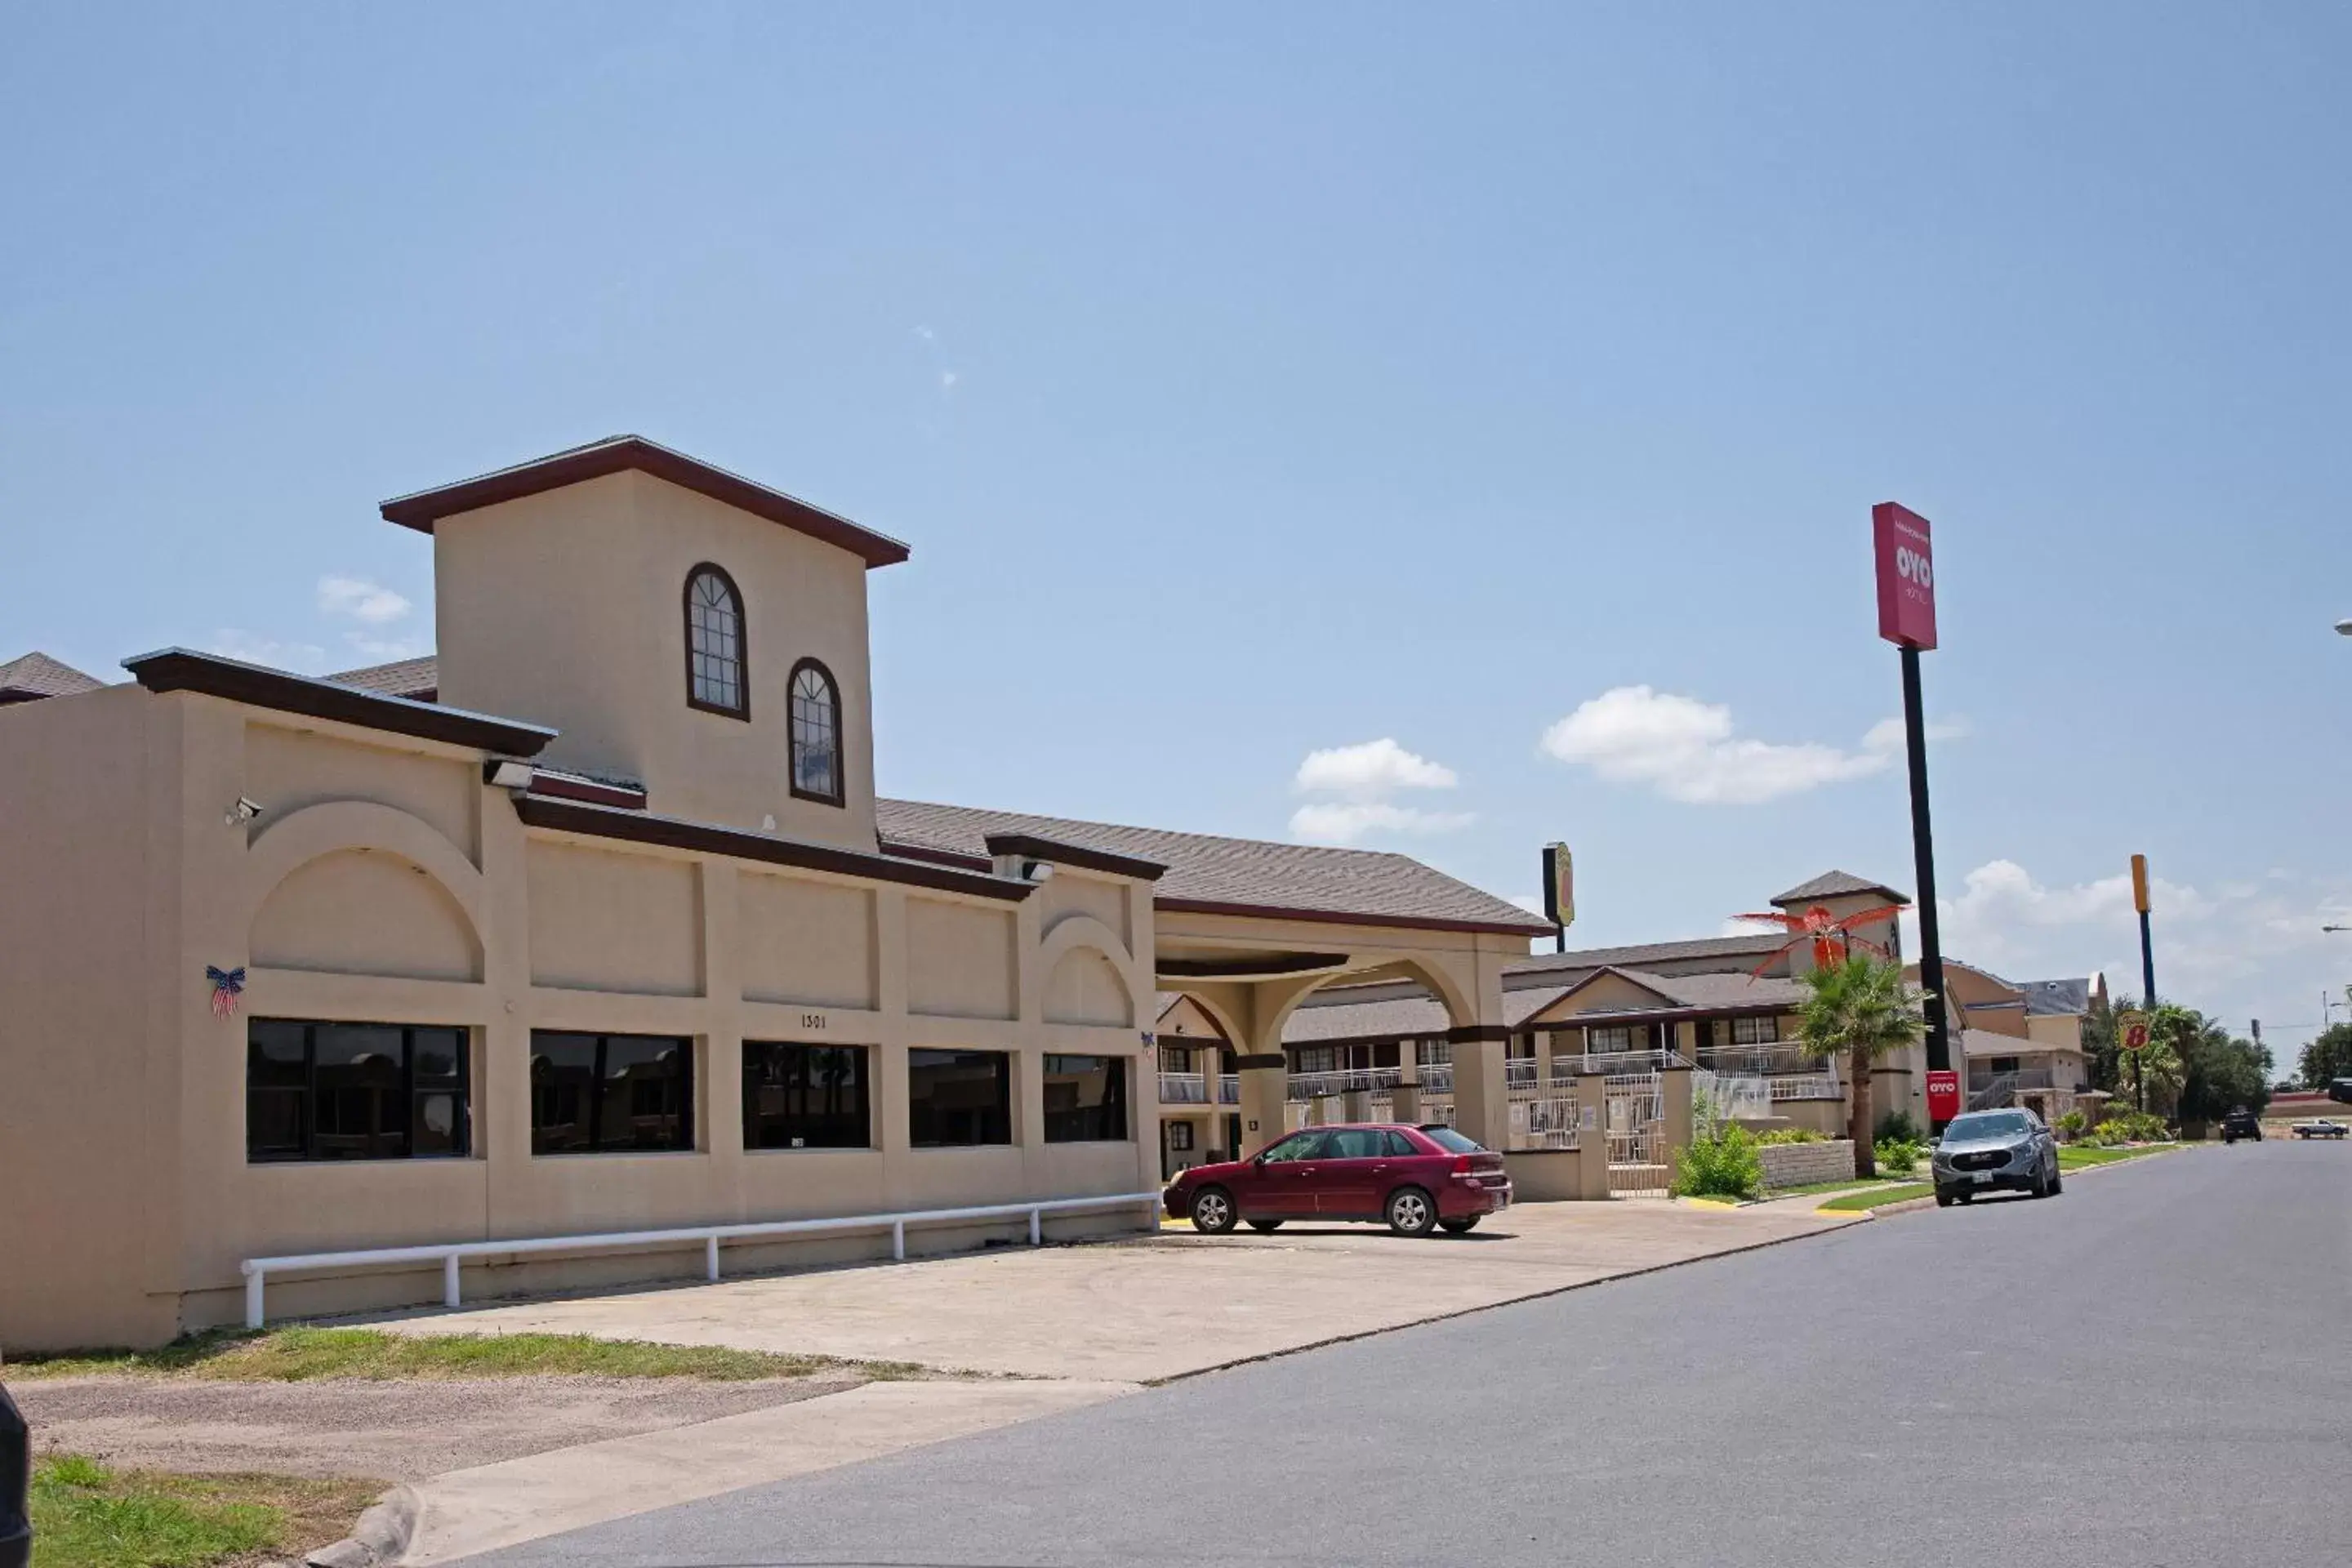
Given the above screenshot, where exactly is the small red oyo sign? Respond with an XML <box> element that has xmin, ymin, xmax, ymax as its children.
<box><xmin>1926</xmin><ymin>1068</ymin><xmax>1961</xmax><ymax>1121</ymax></box>
<box><xmin>1873</xmin><ymin>501</ymin><xmax>1938</xmax><ymax>650</ymax></box>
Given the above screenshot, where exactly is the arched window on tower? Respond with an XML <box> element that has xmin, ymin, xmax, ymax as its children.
<box><xmin>684</xmin><ymin>565</ymin><xmax>746</xmax><ymax>717</ymax></box>
<box><xmin>789</xmin><ymin>658</ymin><xmax>842</xmax><ymax>804</ymax></box>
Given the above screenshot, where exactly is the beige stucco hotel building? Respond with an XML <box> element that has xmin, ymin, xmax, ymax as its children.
<box><xmin>0</xmin><ymin>437</ymin><xmax>1551</xmax><ymax>1352</ymax></box>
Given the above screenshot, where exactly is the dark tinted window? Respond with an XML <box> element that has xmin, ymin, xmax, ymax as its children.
<box><xmin>246</xmin><ymin>1020</ymin><xmax>471</xmax><ymax>1163</ymax></box>
<box><xmin>1042</xmin><ymin>1054</ymin><xmax>1128</xmax><ymax>1143</ymax></box>
<box><xmin>530</xmin><ymin>1031</ymin><xmax>693</xmax><ymax>1154</ymax></box>
<box><xmin>1261</xmin><ymin>1130</ymin><xmax>1329</xmax><ymax>1163</ymax></box>
<box><xmin>743</xmin><ymin>1041</ymin><xmax>870</xmax><ymax>1150</ymax></box>
<box><xmin>907</xmin><ymin>1049</ymin><xmax>1011</xmax><ymax>1147</ymax></box>
<box><xmin>1384</xmin><ymin>1129</ymin><xmax>1419</xmax><ymax>1157</ymax></box>
<box><xmin>1419</xmin><ymin>1125</ymin><xmax>1485</xmax><ymax>1154</ymax></box>
<box><xmin>1325</xmin><ymin>1128</ymin><xmax>1388</xmax><ymax>1158</ymax></box>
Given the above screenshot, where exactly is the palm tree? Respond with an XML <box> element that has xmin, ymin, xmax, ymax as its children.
<box><xmin>1795</xmin><ymin>952</ymin><xmax>1929</xmax><ymax>1178</ymax></box>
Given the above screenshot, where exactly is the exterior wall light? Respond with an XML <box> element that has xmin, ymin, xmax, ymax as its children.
<box><xmin>483</xmin><ymin>759</ymin><xmax>535</xmax><ymax>791</ymax></box>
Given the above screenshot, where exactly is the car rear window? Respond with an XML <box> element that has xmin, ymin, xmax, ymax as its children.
<box><xmin>1419</xmin><ymin>1125</ymin><xmax>1484</xmax><ymax>1154</ymax></box>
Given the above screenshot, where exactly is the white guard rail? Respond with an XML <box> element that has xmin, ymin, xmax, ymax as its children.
<box><xmin>241</xmin><ymin>1191</ymin><xmax>1163</xmax><ymax>1330</ymax></box>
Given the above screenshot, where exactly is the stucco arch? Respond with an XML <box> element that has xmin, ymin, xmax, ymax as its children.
<box><xmin>1381</xmin><ymin>953</ymin><xmax>1475</xmax><ymax>1031</ymax></box>
<box><xmin>1036</xmin><ymin>914</ymin><xmax>1146</xmax><ymax>1026</ymax></box>
<box><xmin>242</xmin><ymin>800</ymin><xmax>488</xmax><ymax>952</ymax></box>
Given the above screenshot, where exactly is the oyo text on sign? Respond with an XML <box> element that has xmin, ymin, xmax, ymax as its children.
<box><xmin>1873</xmin><ymin>501</ymin><xmax>1938</xmax><ymax>650</ymax></box>
<box><xmin>1926</xmin><ymin>1068</ymin><xmax>1961</xmax><ymax>1122</ymax></box>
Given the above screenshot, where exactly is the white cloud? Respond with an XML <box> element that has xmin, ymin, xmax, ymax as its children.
<box><xmin>1540</xmin><ymin>686</ymin><xmax>1916</xmax><ymax>805</ymax></box>
<box><xmin>939</xmin><ymin>370</ymin><xmax>959</xmax><ymax>390</ymax></box>
<box><xmin>913</xmin><ymin>325</ymin><xmax>936</xmax><ymax>343</ymax></box>
<box><xmin>317</xmin><ymin>576</ymin><xmax>412</xmax><ymax>626</ymax></box>
<box><xmin>1294</xmin><ymin>737</ymin><xmax>1459</xmax><ymax>797</ymax></box>
<box><xmin>1288</xmin><ymin>801</ymin><xmax>1477</xmax><ymax>845</ymax></box>
<box><xmin>206</xmin><ymin>630</ymin><xmax>327</xmax><ymax>673</ymax></box>
<box><xmin>1860</xmin><ymin>715</ymin><xmax>1971</xmax><ymax>752</ymax></box>
<box><xmin>1287</xmin><ymin>737</ymin><xmax>1471</xmax><ymax>844</ymax></box>
<box><xmin>1918</xmin><ymin>857</ymin><xmax>2352</xmax><ymax>1063</ymax></box>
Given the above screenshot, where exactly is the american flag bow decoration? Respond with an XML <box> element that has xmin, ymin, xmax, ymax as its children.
<box><xmin>207</xmin><ymin>964</ymin><xmax>247</xmax><ymax>1019</ymax></box>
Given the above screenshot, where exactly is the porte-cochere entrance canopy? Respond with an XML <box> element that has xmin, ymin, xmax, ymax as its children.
<box><xmin>875</xmin><ymin>800</ymin><xmax>1553</xmax><ymax>1156</ymax></box>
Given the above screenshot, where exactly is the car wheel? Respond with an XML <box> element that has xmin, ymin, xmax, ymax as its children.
<box><xmin>1955</xmin><ymin>1191</ymin><xmax>1973</xmax><ymax>1204</ymax></box>
<box><xmin>1385</xmin><ymin>1186</ymin><xmax>1438</xmax><ymax>1237</ymax></box>
<box><xmin>1245</xmin><ymin>1218</ymin><xmax>1284</xmax><ymax>1233</ymax></box>
<box><xmin>2049</xmin><ymin>1166</ymin><xmax>2063</xmax><ymax>1196</ymax></box>
<box><xmin>1438</xmin><ymin>1216</ymin><xmax>1480</xmax><ymax>1234</ymax></box>
<box><xmin>2030</xmin><ymin>1165</ymin><xmax>2049</xmax><ymax>1199</ymax></box>
<box><xmin>1935</xmin><ymin>1189</ymin><xmax>1955</xmax><ymax>1208</ymax></box>
<box><xmin>1190</xmin><ymin>1187</ymin><xmax>1237</xmax><ymax>1235</ymax></box>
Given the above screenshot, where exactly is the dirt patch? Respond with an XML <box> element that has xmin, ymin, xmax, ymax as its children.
<box><xmin>16</xmin><ymin>1372</ymin><xmax>867</xmax><ymax>1481</ymax></box>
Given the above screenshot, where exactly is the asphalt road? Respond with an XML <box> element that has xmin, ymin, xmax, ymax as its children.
<box><xmin>461</xmin><ymin>1143</ymin><xmax>2349</xmax><ymax>1566</ymax></box>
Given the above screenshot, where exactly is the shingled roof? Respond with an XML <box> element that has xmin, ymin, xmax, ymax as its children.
<box><xmin>876</xmin><ymin>799</ymin><xmax>1549</xmax><ymax>936</ymax></box>
<box><xmin>1769</xmin><ymin>870</ymin><xmax>1910</xmax><ymax>906</ymax></box>
<box><xmin>2021</xmin><ymin>978</ymin><xmax>2093</xmax><ymax>1017</ymax></box>
<box><xmin>1561</xmin><ymin>967</ymin><xmax>1808</xmax><ymax>1013</ymax></box>
<box><xmin>329</xmin><ymin>655</ymin><xmax>439</xmax><ymax>701</ymax></box>
<box><xmin>1503</xmin><ymin>932</ymin><xmax>1784</xmax><ymax>990</ymax></box>
<box><xmin>0</xmin><ymin>650</ymin><xmax>104</xmax><ymax>704</ymax></box>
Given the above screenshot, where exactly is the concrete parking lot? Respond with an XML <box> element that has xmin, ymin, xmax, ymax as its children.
<box><xmin>359</xmin><ymin>1199</ymin><xmax>1855</xmax><ymax>1383</ymax></box>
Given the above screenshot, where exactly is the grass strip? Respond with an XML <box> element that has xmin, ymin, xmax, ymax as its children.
<box><xmin>2057</xmin><ymin>1143</ymin><xmax>2171</xmax><ymax>1169</ymax></box>
<box><xmin>29</xmin><ymin>1453</ymin><xmax>381</xmax><ymax>1568</ymax></box>
<box><xmin>1817</xmin><ymin>1183</ymin><xmax>1935</xmax><ymax>1213</ymax></box>
<box><xmin>1767</xmin><ymin>1175</ymin><xmax>1913</xmax><ymax>1198</ymax></box>
<box><xmin>7</xmin><ymin>1326</ymin><xmax>924</xmax><ymax>1383</ymax></box>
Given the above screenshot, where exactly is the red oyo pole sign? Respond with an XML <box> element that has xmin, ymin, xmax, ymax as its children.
<box><xmin>1926</xmin><ymin>1068</ymin><xmax>1960</xmax><ymax>1122</ymax></box>
<box><xmin>1873</xmin><ymin>501</ymin><xmax>1938</xmax><ymax>650</ymax></box>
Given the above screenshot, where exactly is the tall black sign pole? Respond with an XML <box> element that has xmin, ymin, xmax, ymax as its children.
<box><xmin>2132</xmin><ymin>854</ymin><xmax>2155</xmax><ymax>1113</ymax></box>
<box><xmin>1874</xmin><ymin>503</ymin><xmax>1952</xmax><ymax>1127</ymax></box>
<box><xmin>1900</xmin><ymin>644</ymin><xmax>1951</xmax><ymax>1080</ymax></box>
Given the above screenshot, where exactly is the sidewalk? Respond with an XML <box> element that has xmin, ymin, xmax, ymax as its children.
<box><xmin>403</xmin><ymin>1379</ymin><xmax>1135</xmax><ymax>1565</ymax></box>
<box><xmin>357</xmin><ymin>1199</ymin><xmax>1856</xmax><ymax>1383</ymax></box>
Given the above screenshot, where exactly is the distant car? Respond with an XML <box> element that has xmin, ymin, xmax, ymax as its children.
<box><xmin>1165</xmin><ymin>1123</ymin><xmax>1512</xmax><ymax>1237</ymax></box>
<box><xmin>1931</xmin><ymin>1108</ymin><xmax>2060</xmax><ymax>1205</ymax></box>
<box><xmin>1</xmin><ymin>1377</ymin><xmax>29</xmax><ymax>1568</ymax></box>
<box><xmin>2292</xmin><ymin>1119</ymin><xmax>2349</xmax><ymax>1140</ymax></box>
<box><xmin>2221</xmin><ymin>1107</ymin><xmax>2262</xmax><ymax>1143</ymax></box>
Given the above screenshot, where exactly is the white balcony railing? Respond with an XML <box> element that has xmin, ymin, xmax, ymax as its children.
<box><xmin>1768</xmin><ymin>1072</ymin><xmax>1845</xmax><ymax>1102</ymax></box>
<box><xmin>1971</xmin><ymin>1067</ymin><xmax>2061</xmax><ymax>1091</ymax></box>
<box><xmin>1286</xmin><ymin>1066</ymin><xmax>1406</xmax><ymax>1101</ymax></box>
<box><xmin>1157</xmin><ymin>1071</ymin><xmax>1209</xmax><ymax>1104</ymax></box>
<box><xmin>1218</xmin><ymin>1073</ymin><xmax>1241</xmax><ymax>1104</ymax></box>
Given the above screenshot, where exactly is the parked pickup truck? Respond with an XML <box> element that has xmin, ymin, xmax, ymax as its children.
<box><xmin>2291</xmin><ymin>1119</ymin><xmax>2349</xmax><ymax>1140</ymax></box>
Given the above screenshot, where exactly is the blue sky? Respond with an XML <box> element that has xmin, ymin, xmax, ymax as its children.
<box><xmin>7</xmin><ymin>4</ymin><xmax>2350</xmax><ymax>1062</ymax></box>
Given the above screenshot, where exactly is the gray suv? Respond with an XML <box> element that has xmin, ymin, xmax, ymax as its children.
<box><xmin>1932</xmin><ymin>1108</ymin><xmax>2060</xmax><ymax>1205</ymax></box>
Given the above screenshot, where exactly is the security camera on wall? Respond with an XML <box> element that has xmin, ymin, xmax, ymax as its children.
<box><xmin>225</xmin><ymin>796</ymin><xmax>264</xmax><ymax>825</ymax></box>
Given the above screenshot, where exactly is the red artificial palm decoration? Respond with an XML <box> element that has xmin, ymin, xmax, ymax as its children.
<box><xmin>1731</xmin><ymin>904</ymin><xmax>1905</xmax><ymax>978</ymax></box>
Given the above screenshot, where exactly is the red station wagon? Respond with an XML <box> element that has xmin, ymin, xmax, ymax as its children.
<box><xmin>1164</xmin><ymin>1123</ymin><xmax>1512</xmax><ymax>1237</ymax></box>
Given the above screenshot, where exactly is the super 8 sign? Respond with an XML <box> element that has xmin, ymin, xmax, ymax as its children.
<box><xmin>2118</xmin><ymin>1012</ymin><xmax>2151</xmax><ymax>1053</ymax></box>
<box><xmin>1873</xmin><ymin>501</ymin><xmax>1937</xmax><ymax>650</ymax></box>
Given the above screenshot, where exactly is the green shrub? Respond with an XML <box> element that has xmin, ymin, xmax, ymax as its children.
<box><xmin>1874</xmin><ymin>1108</ymin><xmax>1925</xmax><ymax>1146</ymax></box>
<box><xmin>1755</xmin><ymin>1128</ymin><xmax>1824</xmax><ymax>1145</ymax></box>
<box><xmin>1672</xmin><ymin>1124</ymin><xmax>1762</xmax><ymax>1200</ymax></box>
<box><xmin>1874</xmin><ymin>1136</ymin><xmax>1923</xmax><ymax>1174</ymax></box>
<box><xmin>2055</xmin><ymin>1110</ymin><xmax>2088</xmax><ymax>1139</ymax></box>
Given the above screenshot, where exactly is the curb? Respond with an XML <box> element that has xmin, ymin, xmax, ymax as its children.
<box><xmin>305</xmin><ymin>1483</ymin><xmax>417</xmax><ymax>1568</ymax></box>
